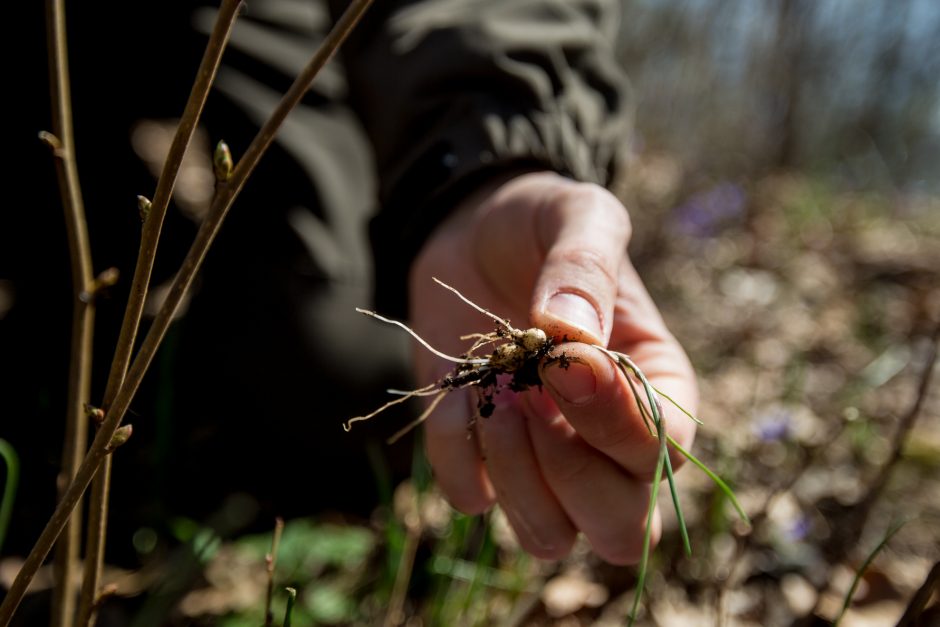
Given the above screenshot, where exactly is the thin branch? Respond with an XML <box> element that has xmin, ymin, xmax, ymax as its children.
<box><xmin>384</xmin><ymin>501</ymin><xmax>422</xmax><ymax>627</ymax></box>
<box><xmin>101</xmin><ymin>0</ymin><xmax>243</xmax><ymax>409</ymax></box>
<box><xmin>896</xmin><ymin>560</ymin><xmax>940</xmax><ymax>627</ymax></box>
<box><xmin>75</xmin><ymin>2</ymin><xmax>244</xmax><ymax>624</ymax></box>
<box><xmin>803</xmin><ymin>324</ymin><xmax>939</xmax><ymax>619</ymax></box>
<box><xmin>263</xmin><ymin>517</ymin><xmax>284</xmax><ymax>627</ymax></box>
<box><xmin>76</xmin><ymin>456</ymin><xmax>109</xmax><ymax>624</ymax></box>
<box><xmin>223</xmin><ymin>0</ymin><xmax>374</xmax><ymax>194</ymax></box>
<box><xmin>44</xmin><ymin>0</ymin><xmax>96</xmax><ymax>624</ymax></box>
<box><xmin>717</xmin><ymin>324</ymin><xmax>938</xmax><ymax>625</ymax></box>
<box><xmin>853</xmin><ymin>322</ymin><xmax>939</xmax><ymax>520</ymax></box>
<box><xmin>0</xmin><ymin>2</ymin><xmax>374</xmax><ymax>622</ymax></box>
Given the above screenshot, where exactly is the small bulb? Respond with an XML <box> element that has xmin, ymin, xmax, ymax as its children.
<box><xmin>519</xmin><ymin>328</ymin><xmax>548</xmax><ymax>352</ymax></box>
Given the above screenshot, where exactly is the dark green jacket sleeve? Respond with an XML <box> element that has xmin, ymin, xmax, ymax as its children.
<box><xmin>331</xmin><ymin>0</ymin><xmax>633</xmax><ymax>315</ymax></box>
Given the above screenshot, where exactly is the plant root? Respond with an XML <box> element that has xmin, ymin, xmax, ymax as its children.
<box><xmin>343</xmin><ymin>279</ymin><xmax>558</xmax><ymax>442</ymax></box>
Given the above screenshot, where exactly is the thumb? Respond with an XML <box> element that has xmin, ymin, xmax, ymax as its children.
<box><xmin>529</xmin><ymin>183</ymin><xmax>631</xmax><ymax>346</ymax></box>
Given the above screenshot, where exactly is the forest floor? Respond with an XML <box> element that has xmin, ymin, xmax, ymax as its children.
<box><xmin>4</xmin><ymin>165</ymin><xmax>937</xmax><ymax>627</ymax></box>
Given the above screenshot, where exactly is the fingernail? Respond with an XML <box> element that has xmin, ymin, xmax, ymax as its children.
<box><xmin>546</xmin><ymin>292</ymin><xmax>602</xmax><ymax>341</ymax></box>
<box><xmin>542</xmin><ymin>360</ymin><xmax>596</xmax><ymax>405</ymax></box>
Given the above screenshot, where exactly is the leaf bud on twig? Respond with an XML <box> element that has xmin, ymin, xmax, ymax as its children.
<box><xmin>137</xmin><ymin>195</ymin><xmax>152</xmax><ymax>222</ymax></box>
<box><xmin>81</xmin><ymin>267</ymin><xmax>121</xmax><ymax>303</ymax></box>
<box><xmin>38</xmin><ymin>130</ymin><xmax>64</xmax><ymax>156</ymax></box>
<box><xmin>107</xmin><ymin>425</ymin><xmax>133</xmax><ymax>452</ymax></box>
<box><xmin>91</xmin><ymin>584</ymin><xmax>119</xmax><ymax>612</ymax></box>
<box><xmin>83</xmin><ymin>403</ymin><xmax>106</xmax><ymax>424</ymax></box>
<box><xmin>213</xmin><ymin>140</ymin><xmax>234</xmax><ymax>182</ymax></box>
<box><xmin>93</xmin><ymin>268</ymin><xmax>120</xmax><ymax>292</ymax></box>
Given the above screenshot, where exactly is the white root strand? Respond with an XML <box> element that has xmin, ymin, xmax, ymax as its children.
<box><xmin>432</xmin><ymin>277</ymin><xmax>513</xmax><ymax>330</ymax></box>
<box><xmin>343</xmin><ymin>384</ymin><xmax>435</xmax><ymax>431</ymax></box>
<box><xmin>356</xmin><ymin>308</ymin><xmax>488</xmax><ymax>366</ymax></box>
<box><xmin>387</xmin><ymin>391</ymin><xmax>448</xmax><ymax>444</ymax></box>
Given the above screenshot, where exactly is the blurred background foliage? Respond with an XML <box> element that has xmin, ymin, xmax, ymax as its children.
<box><xmin>616</xmin><ymin>0</ymin><xmax>939</xmax><ymax>192</ymax></box>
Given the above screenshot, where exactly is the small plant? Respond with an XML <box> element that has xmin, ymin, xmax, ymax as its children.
<box><xmin>345</xmin><ymin>278</ymin><xmax>750</xmax><ymax>623</ymax></box>
<box><xmin>344</xmin><ymin>278</ymin><xmax>560</xmax><ymax>443</ymax></box>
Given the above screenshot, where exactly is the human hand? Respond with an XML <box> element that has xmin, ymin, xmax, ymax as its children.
<box><xmin>408</xmin><ymin>171</ymin><xmax>697</xmax><ymax>564</ymax></box>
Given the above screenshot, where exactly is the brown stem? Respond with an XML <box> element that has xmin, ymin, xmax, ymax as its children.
<box><xmin>817</xmin><ymin>323</ymin><xmax>940</xmax><ymax>569</ymax></box>
<box><xmin>896</xmin><ymin>560</ymin><xmax>940</xmax><ymax>627</ymax></box>
<box><xmin>793</xmin><ymin>323</ymin><xmax>939</xmax><ymax>622</ymax></box>
<box><xmin>44</xmin><ymin>0</ymin><xmax>95</xmax><ymax>625</ymax></box>
<box><xmin>263</xmin><ymin>518</ymin><xmax>284</xmax><ymax>627</ymax></box>
<box><xmin>0</xmin><ymin>1</ymin><xmax>374</xmax><ymax>622</ymax></box>
<box><xmin>384</xmin><ymin>509</ymin><xmax>421</xmax><ymax>627</ymax></box>
<box><xmin>101</xmin><ymin>0</ymin><xmax>244</xmax><ymax>409</ymax></box>
<box><xmin>74</xmin><ymin>3</ymin><xmax>244</xmax><ymax>625</ymax></box>
<box><xmin>74</xmin><ymin>454</ymin><xmax>109</xmax><ymax>627</ymax></box>
<box><xmin>852</xmin><ymin>322</ymin><xmax>939</xmax><ymax>520</ymax></box>
<box><xmin>226</xmin><ymin>0</ymin><xmax>374</xmax><ymax>191</ymax></box>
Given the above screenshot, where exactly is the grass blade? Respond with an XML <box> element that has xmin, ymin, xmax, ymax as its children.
<box><xmin>666</xmin><ymin>435</ymin><xmax>749</xmax><ymax>525</ymax></box>
<box><xmin>833</xmin><ymin>520</ymin><xmax>905</xmax><ymax>626</ymax></box>
<box><xmin>283</xmin><ymin>587</ymin><xmax>297</xmax><ymax>627</ymax></box>
<box><xmin>623</xmin><ymin>371</ymin><xmax>656</xmax><ymax>436</ymax></box>
<box><xmin>624</xmin><ymin>356</ymin><xmax>692</xmax><ymax>557</ymax></box>
<box><xmin>653</xmin><ymin>385</ymin><xmax>704</xmax><ymax>425</ymax></box>
<box><xmin>662</xmin><ymin>449</ymin><xmax>692</xmax><ymax>556</ymax></box>
<box><xmin>629</xmin><ymin>446</ymin><xmax>665</xmax><ymax>626</ymax></box>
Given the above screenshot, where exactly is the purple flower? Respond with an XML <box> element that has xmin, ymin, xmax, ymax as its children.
<box><xmin>673</xmin><ymin>182</ymin><xmax>746</xmax><ymax>237</ymax></box>
<box><xmin>786</xmin><ymin>515</ymin><xmax>812</xmax><ymax>542</ymax></box>
<box><xmin>754</xmin><ymin>408</ymin><xmax>792</xmax><ymax>442</ymax></box>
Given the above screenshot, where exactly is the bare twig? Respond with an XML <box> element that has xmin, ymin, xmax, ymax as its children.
<box><xmin>801</xmin><ymin>324</ymin><xmax>940</xmax><ymax>619</ymax></box>
<box><xmin>44</xmin><ymin>0</ymin><xmax>96</xmax><ymax>624</ymax></box>
<box><xmin>896</xmin><ymin>560</ymin><xmax>940</xmax><ymax>627</ymax></box>
<box><xmin>263</xmin><ymin>518</ymin><xmax>284</xmax><ymax>627</ymax></box>
<box><xmin>384</xmin><ymin>495</ymin><xmax>422</xmax><ymax>627</ymax></box>
<box><xmin>75</xmin><ymin>2</ymin><xmax>244</xmax><ymax>624</ymax></box>
<box><xmin>851</xmin><ymin>322</ymin><xmax>939</xmax><ymax>525</ymax></box>
<box><xmin>0</xmin><ymin>1</ymin><xmax>373</xmax><ymax>623</ymax></box>
<box><xmin>719</xmin><ymin>323</ymin><xmax>937</xmax><ymax>626</ymax></box>
<box><xmin>77</xmin><ymin>457</ymin><xmax>110</xmax><ymax>624</ymax></box>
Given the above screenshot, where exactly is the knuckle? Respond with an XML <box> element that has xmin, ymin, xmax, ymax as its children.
<box><xmin>552</xmin><ymin>248</ymin><xmax>618</xmax><ymax>287</ymax></box>
<box><xmin>558</xmin><ymin>182</ymin><xmax>632</xmax><ymax>239</ymax></box>
<box><xmin>593</xmin><ymin>424</ymin><xmax>639</xmax><ymax>456</ymax></box>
